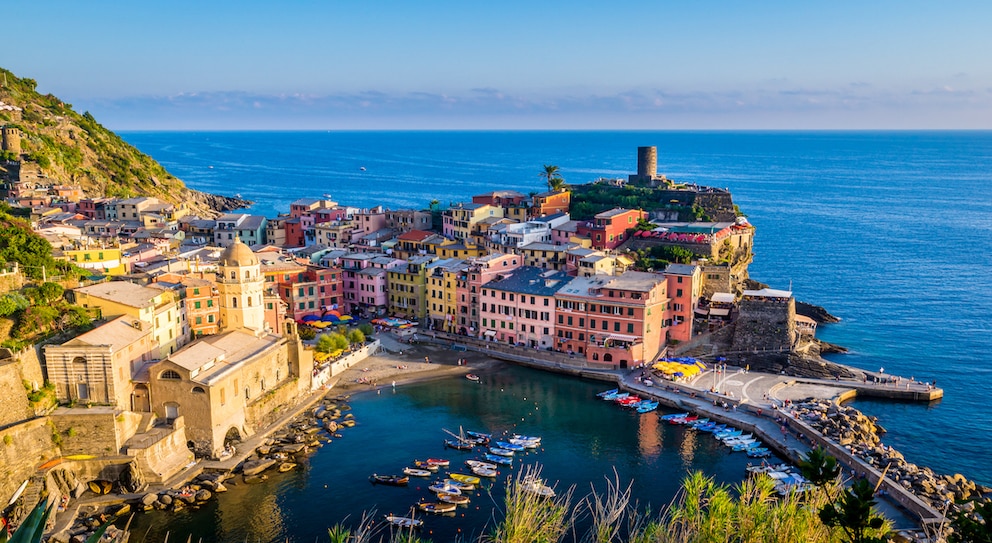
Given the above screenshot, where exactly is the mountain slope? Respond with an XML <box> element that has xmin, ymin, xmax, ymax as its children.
<box><xmin>0</xmin><ymin>67</ymin><xmax>250</xmax><ymax>216</ymax></box>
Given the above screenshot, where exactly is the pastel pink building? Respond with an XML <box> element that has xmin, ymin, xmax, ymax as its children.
<box><xmin>354</xmin><ymin>206</ymin><xmax>388</xmax><ymax>235</ymax></box>
<box><xmin>341</xmin><ymin>253</ymin><xmax>404</xmax><ymax>317</ymax></box>
<box><xmin>479</xmin><ymin>267</ymin><xmax>570</xmax><ymax>348</ymax></box>
<box><xmin>454</xmin><ymin>253</ymin><xmax>522</xmax><ymax>336</ymax></box>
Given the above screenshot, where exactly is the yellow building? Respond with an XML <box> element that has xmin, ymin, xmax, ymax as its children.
<box><xmin>427</xmin><ymin>239</ymin><xmax>487</xmax><ymax>259</ymax></box>
<box><xmin>386</xmin><ymin>255</ymin><xmax>434</xmax><ymax>320</ymax></box>
<box><xmin>64</xmin><ymin>247</ymin><xmax>128</xmax><ymax>276</ymax></box>
<box><xmin>71</xmin><ymin>281</ymin><xmax>188</xmax><ymax>358</ymax></box>
<box><xmin>426</xmin><ymin>258</ymin><xmax>466</xmax><ymax>332</ymax></box>
<box><xmin>442</xmin><ymin>203</ymin><xmax>504</xmax><ymax>241</ymax></box>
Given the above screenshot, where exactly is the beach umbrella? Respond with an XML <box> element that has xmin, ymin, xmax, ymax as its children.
<box><xmin>322</xmin><ymin>314</ymin><xmax>340</xmax><ymax>322</ymax></box>
<box><xmin>339</xmin><ymin>315</ymin><xmax>353</xmax><ymax>321</ymax></box>
<box><xmin>301</xmin><ymin>315</ymin><xmax>319</xmax><ymax>322</ymax></box>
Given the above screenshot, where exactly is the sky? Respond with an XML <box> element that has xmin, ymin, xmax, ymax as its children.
<box><xmin>4</xmin><ymin>1</ymin><xmax>992</xmax><ymax>130</ymax></box>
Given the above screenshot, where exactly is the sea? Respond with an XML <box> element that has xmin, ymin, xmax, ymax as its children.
<box><xmin>119</xmin><ymin>130</ymin><xmax>992</xmax><ymax>540</ymax></box>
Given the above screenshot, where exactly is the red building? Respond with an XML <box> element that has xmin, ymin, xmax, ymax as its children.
<box><xmin>663</xmin><ymin>264</ymin><xmax>701</xmax><ymax>344</ymax></box>
<box><xmin>553</xmin><ymin>271</ymin><xmax>668</xmax><ymax>368</ymax></box>
<box><xmin>576</xmin><ymin>208</ymin><xmax>646</xmax><ymax>250</ymax></box>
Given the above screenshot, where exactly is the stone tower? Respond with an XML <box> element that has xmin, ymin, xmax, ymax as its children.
<box><xmin>1</xmin><ymin>126</ymin><xmax>20</xmax><ymax>155</ymax></box>
<box><xmin>637</xmin><ymin>146</ymin><xmax>657</xmax><ymax>179</ymax></box>
<box><xmin>216</xmin><ymin>237</ymin><xmax>265</xmax><ymax>333</ymax></box>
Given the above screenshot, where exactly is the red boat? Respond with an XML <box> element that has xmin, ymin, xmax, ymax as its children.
<box><xmin>669</xmin><ymin>415</ymin><xmax>698</xmax><ymax>425</ymax></box>
<box><xmin>616</xmin><ymin>396</ymin><xmax>642</xmax><ymax>406</ymax></box>
<box><xmin>426</xmin><ymin>458</ymin><xmax>450</xmax><ymax>467</ymax></box>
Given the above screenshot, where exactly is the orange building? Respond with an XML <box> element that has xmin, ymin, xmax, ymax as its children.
<box><xmin>663</xmin><ymin>264</ymin><xmax>701</xmax><ymax>344</ymax></box>
<box><xmin>575</xmin><ymin>208</ymin><xmax>646</xmax><ymax>250</ymax></box>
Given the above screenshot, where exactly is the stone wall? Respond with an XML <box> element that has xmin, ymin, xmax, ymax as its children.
<box><xmin>125</xmin><ymin>416</ymin><xmax>194</xmax><ymax>484</ymax></box>
<box><xmin>0</xmin><ymin>358</ymin><xmax>35</xmax><ymax>427</ymax></box>
<box><xmin>49</xmin><ymin>407</ymin><xmax>122</xmax><ymax>456</ymax></box>
<box><xmin>731</xmin><ymin>296</ymin><xmax>796</xmax><ymax>357</ymax></box>
<box><xmin>0</xmin><ymin>417</ymin><xmax>60</xmax><ymax>507</ymax></box>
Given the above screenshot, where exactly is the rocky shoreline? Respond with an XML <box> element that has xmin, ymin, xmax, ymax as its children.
<box><xmin>792</xmin><ymin>399</ymin><xmax>989</xmax><ymax>516</ymax></box>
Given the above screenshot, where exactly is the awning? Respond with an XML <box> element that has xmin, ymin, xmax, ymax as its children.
<box><xmin>709</xmin><ymin>308</ymin><xmax>730</xmax><ymax>317</ymax></box>
<box><xmin>606</xmin><ymin>333</ymin><xmax>639</xmax><ymax>342</ymax></box>
<box><xmin>483</xmin><ymin>330</ymin><xmax>498</xmax><ymax>338</ymax></box>
<box><xmin>711</xmin><ymin>293</ymin><xmax>735</xmax><ymax>304</ymax></box>
<box><xmin>694</xmin><ymin>307</ymin><xmax>709</xmax><ymax>315</ymax></box>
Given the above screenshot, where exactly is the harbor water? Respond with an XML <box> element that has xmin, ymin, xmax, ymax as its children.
<box><xmin>122</xmin><ymin>130</ymin><xmax>992</xmax><ymax>487</ymax></box>
<box><xmin>126</xmin><ymin>365</ymin><xmax>754</xmax><ymax>542</ymax></box>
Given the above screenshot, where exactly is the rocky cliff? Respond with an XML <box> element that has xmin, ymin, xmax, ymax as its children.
<box><xmin>0</xmin><ymin>67</ymin><xmax>250</xmax><ymax>217</ymax></box>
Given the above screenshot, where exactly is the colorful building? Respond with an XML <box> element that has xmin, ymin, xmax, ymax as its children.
<box><xmin>575</xmin><ymin>208</ymin><xmax>646</xmax><ymax>250</ymax></box>
<box><xmin>478</xmin><ymin>267</ymin><xmax>569</xmax><ymax>348</ymax></box>
<box><xmin>64</xmin><ymin>246</ymin><xmax>128</xmax><ymax>275</ymax></box>
<box><xmin>663</xmin><ymin>264</ymin><xmax>701</xmax><ymax>344</ymax></box>
<box><xmin>386</xmin><ymin>254</ymin><xmax>434</xmax><ymax>321</ymax></box>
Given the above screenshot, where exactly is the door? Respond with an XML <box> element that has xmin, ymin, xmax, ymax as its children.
<box><xmin>165</xmin><ymin>403</ymin><xmax>179</xmax><ymax>422</ymax></box>
<box><xmin>77</xmin><ymin>383</ymin><xmax>89</xmax><ymax>400</ymax></box>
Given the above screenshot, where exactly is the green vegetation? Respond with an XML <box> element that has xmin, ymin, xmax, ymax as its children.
<box><xmin>634</xmin><ymin>245</ymin><xmax>696</xmax><ymax>270</ymax></box>
<box><xmin>297</xmin><ymin>326</ymin><xmax>317</xmax><ymax>340</ymax></box>
<box><xmin>0</xmin><ymin>203</ymin><xmax>82</xmax><ymax>281</ymax></box>
<box><xmin>317</xmin><ymin>332</ymin><xmax>349</xmax><ymax>354</ymax></box>
<box><xmin>358</xmin><ymin>322</ymin><xmax>374</xmax><ymax>337</ymax></box>
<box><xmin>0</xmin><ymin>66</ymin><xmax>209</xmax><ymax>211</ymax></box>
<box><xmin>3</xmin><ymin>434</ymin><xmax>12</xmax><ymax>446</ymax></box>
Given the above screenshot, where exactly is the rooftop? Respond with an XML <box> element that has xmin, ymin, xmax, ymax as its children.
<box><xmin>664</xmin><ymin>263</ymin><xmax>699</xmax><ymax>276</ymax></box>
<box><xmin>482</xmin><ymin>266</ymin><xmax>571</xmax><ymax>297</ymax></box>
<box><xmin>75</xmin><ymin>281</ymin><xmax>167</xmax><ymax>308</ymax></box>
<box><xmin>63</xmin><ymin>315</ymin><xmax>151</xmax><ymax>351</ymax></box>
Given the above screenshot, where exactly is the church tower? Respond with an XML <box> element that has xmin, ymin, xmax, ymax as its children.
<box><xmin>216</xmin><ymin>237</ymin><xmax>265</xmax><ymax>333</ymax></box>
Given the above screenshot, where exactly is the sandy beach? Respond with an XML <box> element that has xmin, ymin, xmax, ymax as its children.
<box><xmin>328</xmin><ymin>333</ymin><xmax>501</xmax><ymax>392</ymax></box>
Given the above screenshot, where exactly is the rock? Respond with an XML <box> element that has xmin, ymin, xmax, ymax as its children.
<box><xmin>153</xmin><ymin>500</ymin><xmax>167</xmax><ymax>510</ymax></box>
<box><xmin>159</xmin><ymin>494</ymin><xmax>173</xmax><ymax>505</ymax></box>
<box><xmin>241</xmin><ymin>458</ymin><xmax>277</xmax><ymax>476</ymax></box>
<box><xmin>243</xmin><ymin>475</ymin><xmax>267</xmax><ymax>484</ymax></box>
<box><xmin>195</xmin><ymin>489</ymin><xmax>212</xmax><ymax>502</ymax></box>
<box><xmin>256</xmin><ymin>445</ymin><xmax>271</xmax><ymax>456</ymax></box>
<box><xmin>180</xmin><ymin>493</ymin><xmax>197</xmax><ymax>505</ymax></box>
<box><xmin>214</xmin><ymin>483</ymin><xmax>227</xmax><ymax>493</ymax></box>
<box><xmin>70</xmin><ymin>535</ymin><xmax>86</xmax><ymax>543</ymax></box>
<box><xmin>140</xmin><ymin>493</ymin><xmax>158</xmax><ymax>506</ymax></box>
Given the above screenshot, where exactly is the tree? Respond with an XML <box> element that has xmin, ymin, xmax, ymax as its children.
<box><xmin>358</xmin><ymin>323</ymin><xmax>374</xmax><ymax>337</ymax></box>
<box><xmin>818</xmin><ymin>478</ymin><xmax>887</xmax><ymax>543</ymax></box>
<box><xmin>317</xmin><ymin>332</ymin><xmax>349</xmax><ymax>353</ymax></box>
<box><xmin>38</xmin><ymin>282</ymin><xmax>64</xmax><ymax>304</ymax></box>
<box><xmin>798</xmin><ymin>446</ymin><xmax>842</xmax><ymax>487</ymax></box>
<box><xmin>347</xmin><ymin>329</ymin><xmax>365</xmax><ymax>345</ymax></box>
<box><xmin>541</xmin><ymin>164</ymin><xmax>566</xmax><ymax>192</ymax></box>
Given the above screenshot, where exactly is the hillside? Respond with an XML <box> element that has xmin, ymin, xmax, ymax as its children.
<box><xmin>0</xmin><ymin>67</ymin><xmax>250</xmax><ymax>217</ymax></box>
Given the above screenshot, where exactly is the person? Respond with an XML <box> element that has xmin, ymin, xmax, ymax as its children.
<box><xmin>425</xmin><ymin>356</ymin><xmax>430</xmax><ymax>364</ymax></box>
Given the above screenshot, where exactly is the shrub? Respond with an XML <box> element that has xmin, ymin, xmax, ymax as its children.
<box><xmin>346</xmin><ymin>329</ymin><xmax>365</xmax><ymax>345</ymax></box>
<box><xmin>358</xmin><ymin>323</ymin><xmax>374</xmax><ymax>337</ymax></box>
<box><xmin>298</xmin><ymin>326</ymin><xmax>316</xmax><ymax>340</ymax></box>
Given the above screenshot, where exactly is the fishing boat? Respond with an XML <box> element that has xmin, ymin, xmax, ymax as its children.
<box><xmin>465</xmin><ymin>431</ymin><xmax>491</xmax><ymax>444</ymax></box>
<box><xmin>413</xmin><ymin>460</ymin><xmax>440</xmax><ymax>471</ymax></box>
<box><xmin>418</xmin><ymin>501</ymin><xmax>457</xmax><ymax>514</ymax></box>
<box><xmin>721</xmin><ymin>433</ymin><xmax>753</xmax><ymax>444</ymax></box>
<box><xmin>616</xmin><ymin>395</ymin><xmax>641</xmax><ymax>406</ymax></box>
<box><xmin>603</xmin><ymin>391</ymin><xmax>628</xmax><ymax>401</ymax></box>
<box><xmin>470</xmin><ymin>465</ymin><xmax>498</xmax><ymax>478</ymax></box>
<box><xmin>732</xmin><ymin>441</ymin><xmax>761</xmax><ymax>452</ymax></box>
<box><xmin>87</xmin><ymin>480</ymin><xmax>113</xmax><ymax>495</ymax></box>
<box><xmin>465</xmin><ymin>459</ymin><xmax>498</xmax><ymax>470</ymax></box>
<box><xmin>687</xmin><ymin>418</ymin><xmax>711</xmax><ymax>428</ymax></box>
<box><xmin>444</xmin><ymin>439</ymin><xmax>475</xmax><ymax>451</ymax></box>
<box><xmin>488</xmin><ymin>447</ymin><xmax>515</xmax><ymax>457</ymax></box>
<box><xmin>671</xmin><ymin>415</ymin><xmax>698</xmax><ymax>425</ymax></box>
<box><xmin>466</xmin><ymin>374</ymin><xmax>480</xmax><ymax>382</ymax></box>
<box><xmin>508</xmin><ymin>437</ymin><xmax>540</xmax><ymax>449</ymax></box>
<box><xmin>635</xmin><ymin>401</ymin><xmax>659</xmax><ymax>413</ymax></box>
<box><xmin>403</xmin><ymin>467</ymin><xmax>432</xmax><ymax>477</ymax></box>
<box><xmin>426</xmin><ymin>458</ymin><xmax>450</xmax><ymax>467</ymax></box>
<box><xmin>714</xmin><ymin>429</ymin><xmax>742</xmax><ymax>439</ymax></box>
<box><xmin>511</xmin><ymin>434</ymin><xmax>541</xmax><ymax>443</ymax></box>
<box><xmin>483</xmin><ymin>453</ymin><xmax>513</xmax><ymax>466</ymax></box>
<box><xmin>449</xmin><ymin>473</ymin><xmax>481</xmax><ymax>485</ymax></box>
<box><xmin>659</xmin><ymin>412</ymin><xmax>689</xmax><ymax>421</ymax></box>
<box><xmin>385</xmin><ymin>515</ymin><xmax>423</xmax><ymax>528</ymax></box>
<box><xmin>369</xmin><ymin>474</ymin><xmax>409</xmax><ymax>486</ymax></box>
<box><xmin>746</xmin><ymin>448</ymin><xmax>772</xmax><ymax>458</ymax></box>
<box><xmin>494</xmin><ymin>441</ymin><xmax>525</xmax><ymax>452</ymax></box>
<box><xmin>437</xmin><ymin>492</ymin><xmax>471</xmax><ymax>505</ymax></box>
<box><xmin>444</xmin><ymin>478</ymin><xmax>476</xmax><ymax>491</ymax></box>
<box><xmin>521</xmin><ymin>475</ymin><xmax>556</xmax><ymax>498</ymax></box>
<box><xmin>596</xmin><ymin>388</ymin><xmax>619</xmax><ymax>398</ymax></box>
<box><xmin>699</xmin><ymin>424</ymin><xmax>726</xmax><ymax>433</ymax></box>
<box><xmin>428</xmin><ymin>482</ymin><xmax>461</xmax><ymax>495</ymax></box>
<box><xmin>746</xmin><ymin>462</ymin><xmax>791</xmax><ymax>475</ymax></box>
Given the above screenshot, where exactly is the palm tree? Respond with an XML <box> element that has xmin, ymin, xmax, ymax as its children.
<box><xmin>541</xmin><ymin>164</ymin><xmax>566</xmax><ymax>192</ymax></box>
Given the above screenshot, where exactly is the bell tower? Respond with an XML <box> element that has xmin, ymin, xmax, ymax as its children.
<box><xmin>216</xmin><ymin>237</ymin><xmax>265</xmax><ymax>333</ymax></box>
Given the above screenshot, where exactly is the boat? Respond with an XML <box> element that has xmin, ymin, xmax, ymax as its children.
<box><xmin>385</xmin><ymin>515</ymin><xmax>423</xmax><ymax>529</ymax></box>
<box><xmin>449</xmin><ymin>473</ymin><xmax>481</xmax><ymax>485</ymax></box>
<box><xmin>444</xmin><ymin>478</ymin><xmax>476</xmax><ymax>491</ymax></box>
<box><xmin>699</xmin><ymin>424</ymin><xmax>726</xmax><ymax>433</ymax></box>
<box><xmin>444</xmin><ymin>439</ymin><xmax>475</xmax><ymax>451</ymax></box>
<box><xmin>521</xmin><ymin>475</ymin><xmax>556</xmax><ymax>498</ymax></box>
<box><xmin>511</xmin><ymin>434</ymin><xmax>541</xmax><ymax>443</ymax></box>
<box><xmin>732</xmin><ymin>440</ymin><xmax>761</xmax><ymax>451</ymax></box>
<box><xmin>87</xmin><ymin>480</ymin><xmax>113</xmax><ymax>495</ymax></box>
<box><xmin>466</xmin><ymin>374</ymin><xmax>480</xmax><ymax>382</ymax></box>
<box><xmin>615</xmin><ymin>395</ymin><xmax>641</xmax><ymax>405</ymax></box>
<box><xmin>418</xmin><ymin>501</ymin><xmax>457</xmax><ymax>514</ymax></box>
<box><xmin>596</xmin><ymin>388</ymin><xmax>619</xmax><ymax>398</ymax></box>
<box><xmin>746</xmin><ymin>448</ymin><xmax>773</xmax><ymax>458</ymax></box>
<box><xmin>602</xmin><ymin>391</ymin><xmax>628</xmax><ymax>401</ymax></box>
<box><xmin>413</xmin><ymin>460</ymin><xmax>440</xmax><ymax>471</ymax></box>
<box><xmin>687</xmin><ymin>418</ymin><xmax>712</xmax><ymax>428</ymax></box>
<box><xmin>426</xmin><ymin>458</ymin><xmax>450</xmax><ymax>467</ymax></box>
<box><xmin>745</xmin><ymin>462</ymin><xmax>791</xmax><ymax>475</ymax></box>
<box><xmin>369</xmin><ymin>474</ymin><xmax>409</xmax><ymax>486</ymax></box>
<box><xmin>483</xmin><ymin>453</ymin><xmax>513</xmax><ymax>466</ymax></box>
<box><xmin>470</xmin><ymin>465</ymin><xmax>498</xmax><ymax>478</ymax></box>
<box><xmin>465</xmin><ymin>431</ymin><xmax>491</xmax><ymax>444</ymax></box>
<box><xmin>659</xmin><ymin>412</ymin><xmax>689</xmax><ymax>421</ymax></box>
<box><xmin>635</xmin><ymin>401</ymin><xmax>659</xmax><ymax>413</ymax></box>
<box><xmin>721</xmin><ymin>433</ymin><xmax>754</xmax><ymax>444</ymax></box>
<box><xmin>714</xmin><ymin>429</ymin><xmax>742</xmax><ymax>439</ymax></box>
<box><xmin>465</xmin><ymin>459</ymin><xmax>498</xmax><ymax>470</ymax></box>
<box><xmin>671</xmin><ymin>415</ymin><xmax>698</xmax><ymax>425</ymax></box>
<box><xmin>508</xmin><ymin>437</ymin><xmax>540</xmax><ymax>449</ymax></box>
<box><xmin>403</xmin><ymin>467</ymin><xmax>433</xmax><ymax>477</ymax></box>
<box><xmin>436</xmin><ymin>492</ymin><xmax>471</xmax><ymax>505</ymax></box>
<box><xmin>428</xmin><ymin>482</ymin><xmax>461</xmax><ymax>495</ymax></box>
<box><xmin>494</xmin><ymin>441</ymin><xmax>525</xmax><ymax>452</ymax></box>
<box><xmin>359</xmin><ymin>166</ymin><xmax>367</xmax><ymax>171</ymax></box>
<box><xmin>7</xmin><ymin>480</ymin><xmax>28</xmax><ymax>506</ymax></box>
<box><xmin>488</xmin><ymin>447</ymin><xmax>515</xmax><ymax>457</ymax></box>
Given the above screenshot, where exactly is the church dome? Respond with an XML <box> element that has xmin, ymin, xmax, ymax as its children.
<box><xmin>219</xmin><ymin>237</ymin><xmax>258</xmax><ymax>267</ymax></box>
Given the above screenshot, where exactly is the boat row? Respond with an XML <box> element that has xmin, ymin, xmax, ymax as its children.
<box><xmin>745</xmin><ymin>462</ymin><xmax>814</xmax><ymax>496</ymax></box>
<box><xmin>596</xmin><ymin>388</ymin><xmax>659</xmax><ymax>413</ymax></box>
<box><xmin>659</xmin><ymin>414</ymin><xmax>773</xmax><ymax>458</ymax></box>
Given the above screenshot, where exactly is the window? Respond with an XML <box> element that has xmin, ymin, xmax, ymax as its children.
<box><xmin>160</xmin><ymin>370</ymin><xmax>181</xmax><ymax>380</ymax></box>
<box><xmin>195</xmin><ymin>316</ymin><xmax>203</xmax><ymax>325</ymax></box>
<box><xmin>627</xmin><ymin>323</ymin><xmax>634</xmax><ymax>333</ymax></box>
<box><xmin>207</xmin><ymin>299</ymin><xmax>213</xmax><ymax>307</ymax></box>
<box><xmin>232</xmin><ymin>297</ymin><xmax>238</xmax><ymax>308</ymax></box>
<box><xmin>192</xmin><ymin>386</ymin><xmax>205</xmax><ymax>394</ymax></box>
<box><xmin>194</xmin><ymin>301</ymin><xmax>201</xmax><ymax>309</ymax></box>
<box><xmin>614</xmin><ymin>322</ymin><xmax>621</xmax><ymax>332</ymax></box>
<box><xmin>208</xmin><ymin>315</ymin><xmax>215</xmax><ymax>323</ymax></box>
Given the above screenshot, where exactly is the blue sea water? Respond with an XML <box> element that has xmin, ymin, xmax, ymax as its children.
<box><xmin>122</xmin><ymin>130</ymin><xmax>992</xmax><ymax>490</ymax></box>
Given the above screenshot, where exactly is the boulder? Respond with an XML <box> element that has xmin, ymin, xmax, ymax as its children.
<box><xmin>195</xmin><ymin>489</ymin><xmax>212</xmax><ymax>502</ymax></box>
<box><xmin>140</xmin><ymin>493</ymin><xmax>158</xmax><ymax>507</ymax></box>
<box><xmin>158</xmin><ymin>494</ymin><xmax>173</xmax><ymax>505</ymax></box>
<box><xmin>214</xmin><ymin>483</ymin><xmax>227</xmax><ymax>493</ymax></box>
<box><xmin>242</xmin><ymin>458</ymin><xmax>277</xmax><ymax>476</ymax></box>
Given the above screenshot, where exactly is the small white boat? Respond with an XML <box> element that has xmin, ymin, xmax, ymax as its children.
<box><xmin>470</xmin><ymin>465</ymin><xmax>498</xmax><ymax>478</ymax></box>
<box><xmin>511</xmin><ymin>434</ymin><xmax>541</xmax><ymax>443</ymax></box>
<box><xmin>429</xmin><ymin>482</ymin><xmax>461</xmax><ymax>495</ymax></box>
<box><xmin>444</xmin><ymin>478</ymin><xmax>476</xmax><ymax>491</ymax></box>
<box><xmin>465</xmin><ymin>460</ymin><xmax>498</xmax><ymax>470</ymax></box>
<box><xmin>385</xmin><ymin>515</ymin><xmax>423</xmax><ymax>528</ymax></box>
<box><xmin>466</xmin><ymin>374</ymin><xmax>480</xmax><ymax>382</ymax></box>
<box><xmin>521</xmin><ymin>475</ymin><xmax>556</xmax><ymax>498</ymax></box>
<box><xmin>488</xmin><ymin>447</ymin><xmax>515</xmax><ymax>457</ymax></box>
<box><xmin>509</xmin><ymin>437</ymin><xmax>540</xmax><ymax>449</ymax></box>
<box><xmin>359</xmin><ymin>166</ymin><xmax>367</xmax><ymax>171</ymax></box>
<box><xmin>403</xmin><ymin>467</ymin><xmax>432</xmax><ymax>477</ymax></box>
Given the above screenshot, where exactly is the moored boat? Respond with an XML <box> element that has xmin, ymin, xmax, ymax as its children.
<box><xmin>494</xmin><ymin>441</ymin><xmax>525</xmax><ymax>452</ymax></box>
<box><xmin>746</xmin><ymin>448</ymin><xmax>773</xmax><ymax>458</ymax></box>
<box><xmin>603</xmin><ymin>391</ymin><xmax>628</xmax><ymax>401</ymax></box>
<box><xmin>659</xmin><ymin>412</ymin><xmax>689</xmax><ymax>421</ymax></box>
<box><xmin>418</xmin><ymin>501</ymin><xmax>457</xmax><ymax>514</ymax></box>
<box><xmin>470</xmin><ymin>465</ymin><xmax>498</xmax><ymax>478</ymax></box>
<box><xmin>413</xmin><ymin>460</ymin><xmax>440</xmax><ymax>471</ymax></box>
<box><xmin>426</xmin><ymin>458</ymin><xmax>450</xmax><ymax>467</ymax></box>
<box><xmin>444</xmin><ymin>439</ymin><xmax>475</xmax><ymax>451</ymax></box>
<box><xmin>370</xmin><ymin>474</ymin><xmax>409</xmax><ymax>486</ymax></box>
<box><xmin>437</xmin><ymin>492</ymin><xmax>471</xmax><ymax>505</ymax></box>
<box><xmin>488</xmin><ymin>447</ymin><xmax>515</xmax><ymax>457</ymax></box>
<box><xmin>428</xmin><ymin>482</ymin><xmax>461</xmax><ymax>495</ymax></box>
<box><xmin>385</xmin><ymin>515</ymin><xmax>423</xmax><ymax>528</ymax></box>
<box><xmin>521</xmin><ymin>475</ymin><xmax>556</xmax><ymax>498</ymax></box>
<box><xmin>596</xmin><ymin>388</ymin><xmax>619</xmax><ymax>398</ymax></box>
<box><xmin>511</xmin><ymin>434</ymin><xmax>541</xmax><ymax>443</ymax></box>
<box><xmin>509</xmin><ymin>437</ymin><xmax>540</xmax><ymax>448</ymax></box>
<box><xmin>403</xmin><ymin>467</ymin><xmax>432</xmax><ymax>477</ymax></box>
<box><xmin>466</xmin><ymin>374</ymin><xmax>480</xmax><ymax>382</ymax></box>
<box><xmin>465</xmin><ymin>459</ymin><xmax>498</xmax><ymax>470</ymax></box>
<box><xmin>465</xmin><ymin>431</ymin><xmax>491</xmax><ymax>444</ymax></box>
<box><xmin>444</xmin><ymin>478</ymin><xmax>476</xmax><ymax>491</ymax></box>
<box><xmin>449</xmin><ymin>473</ymin><xmax>481</xmax><ymax>485</ymax></box>
<box><xmin>483</xmin><ymin>453</ymin><xmax>513</xmax><ymax>466</ymax></box>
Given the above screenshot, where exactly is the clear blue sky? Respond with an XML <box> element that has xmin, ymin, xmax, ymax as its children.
<box><xmin>5</xmin><ymin>1</ymin><xmax>991</xmax><ymax>129</ymax></box>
